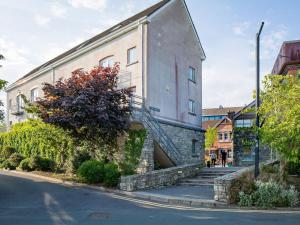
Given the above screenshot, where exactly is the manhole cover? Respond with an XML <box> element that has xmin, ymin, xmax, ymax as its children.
<box><xmin>88</xmin><ymin>212</ymin><xmax>110</xmax><ymax>220</ymax></box>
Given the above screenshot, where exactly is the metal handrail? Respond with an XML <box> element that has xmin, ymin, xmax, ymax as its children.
<box><xmin>130</xmin><ymin>94</ymin><xmax>181</xmax><ymax>163</ymax></box>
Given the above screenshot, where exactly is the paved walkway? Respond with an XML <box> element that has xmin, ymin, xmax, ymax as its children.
<box><xmin>134</xmin><ymin>167</ymin><xmax>242</xmax><ymax>205</ymax></box>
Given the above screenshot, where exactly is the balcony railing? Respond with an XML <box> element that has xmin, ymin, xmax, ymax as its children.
<box><xmin>9</xmin><ymin>105</ymin><xmax>24</xmax><ymax>116</ymax></box>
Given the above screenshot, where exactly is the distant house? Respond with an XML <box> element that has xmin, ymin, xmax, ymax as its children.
<box><xmin>202</xmin><ymin>106</ymin><xmax>243</xmax><ymax>165</ymax></box>
<box><xmin>5</xmin><ymin>0</ymin><xmax>206</xmax><ymax>170</ymax></box>
<box><xmin>203</xmin><ymin>104</ymin><xmax>271</xmax><ymax>166</ymax></box>
<box><xmin>271</xmin><ymin>40</ymin><xmax>300</xmax><ymax>76</ymax></box>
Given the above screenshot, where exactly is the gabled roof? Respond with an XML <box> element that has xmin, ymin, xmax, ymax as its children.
<box><xmin>202</xmin><ymin>120</ymin><xmax>222</xmax><ymax>130</ymax></box>
<box><xmin>233</xmin><ymin>100</ymin><xmax>256</xmax><ymax>120</ymax></box>
<box><xmin>202</xmin><ymin>106</ymin><xmax>244</xmax><ymax>116</ymax></box>
<box><xmin>10</xmin><ymin>0</ymin><xmax>171</xmax><ymax>85</ymax></box>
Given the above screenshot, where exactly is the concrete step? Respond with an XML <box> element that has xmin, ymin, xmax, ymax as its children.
<box><xmin>178</xmin><ymin>182</ymin><xmax>214</xmax><ymax>187</ymax></box>
<box><xmin>181</xmin><ymin>179</ymin><xmax>214</xmax><ymax>184</ymax></box>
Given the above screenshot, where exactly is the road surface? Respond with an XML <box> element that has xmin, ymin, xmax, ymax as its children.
<box><xmin>0</xmin><ymin>170</ymin><xmax>299</xmax><ymax>225</ymax></box>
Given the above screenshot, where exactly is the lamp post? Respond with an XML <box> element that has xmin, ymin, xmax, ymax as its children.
<box><xmin>255</xmin><ymin>22</ymin><xmax>264</xmax><ymax>178</ymax></box>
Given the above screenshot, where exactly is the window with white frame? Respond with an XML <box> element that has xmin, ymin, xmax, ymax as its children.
<box><xmin>127</xmin><ymin>47</ymin><xmax>137</xmax><ymax>64</ymax></box>
<box><xmin>188</xmin><ymin>99</ymin><xmax>195</xmax><ymax>114</ymax></box>
<box><xmin>99</xmin><ymin>56</ymin><xmax>114</xmax><ymax>68</ymax></box>
<box><xmin>218</xmin><ymin>133</ymin><xmax>223</xmax><ymax>141</ymax></box>
<box><xmin>224</xmin><ymin>133</ymin><xmax>228</xmax><ymax>141</ymax></box>
<box><xmin>16</xmin><ymin>95</ymin><xmax>23</xmax><ymax>111</ymax></box>
<box><xmin>188</xmin><ymin>66</ymin><xmax>196</xmax><ymax>83</ymax></box>
<box><xmin>30</xmin><ymin>88</ymin><xmax>38</xmax><ymax>102</ymax></box>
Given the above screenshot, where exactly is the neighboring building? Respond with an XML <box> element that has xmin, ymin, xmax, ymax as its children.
<box><xmin>5</xmin><ymin>0</ymin><xmax>206</xmax><ymax>168</ymax></box>
<box><xmin>271</xmin><ymin>40</ymin><xmax>300</xmax><ymax>76</ymax></box>
<box><xmin>232</xmin><ymin>101</ymin><xmax>270</xmax><ymax>166</ymax></box>
<box><xmin>202</xmin><ymin>106</ymin><xmax>243</xmax><ymax>165</ymax></box>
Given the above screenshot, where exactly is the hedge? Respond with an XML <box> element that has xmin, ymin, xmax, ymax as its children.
<box><xmin>0</xmin><ymin>120</ymin><xmax>75</xmax><ymax>168</ymax></box>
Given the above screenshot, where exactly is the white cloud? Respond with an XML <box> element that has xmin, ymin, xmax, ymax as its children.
<box><xmin>50</xmin><ymin>2</ymin><xmax>67</xmax><ymax>18</ymax></box>
<box><xmin>34</xmin><ymin>14</ymin><xmax>51</xmax><ymax>26</ymax></box>
<box><xmin>68</xmin><ymin>0</ymin><xmax>107</xmax><ymax>11</ymax></box>
<box><xmin>233</xmin><ymin>21</ymin><xmax>250</xmax><ymax>36</ymax></box>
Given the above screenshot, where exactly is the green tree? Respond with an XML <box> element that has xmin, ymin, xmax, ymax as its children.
<box><xmin>0</xmin><ymin>79</ymin><xmax>8</xmax><ymax>123</ymax></box>
<box><xmin>205</xmin><ymin>127</ymin><xmax>217</xmax><ymax>150</ymax></box>
<box><xmin>0</xmin><ymin>54</ymin><xmax>4</xmax><ymax>67</ymax></box>
<box><xmin>259</xmin><ymin>74</ymin><xmax>300</xmax><ymax>172</ymax></box>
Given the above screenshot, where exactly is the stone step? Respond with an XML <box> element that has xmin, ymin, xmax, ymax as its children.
<box><xmin>197</xmin><ymin>173</ymin><xmax>228</xmax><ymax>177</ymax></box>
<box><xmin>181</xmin><ymin>179</ymin><xmax>214</xmax><ymax>184</ymax></box>
<box><xmin>178</xmin><ymin>182</ymin><xmax>214</xmax><ymax>187</ymax></box>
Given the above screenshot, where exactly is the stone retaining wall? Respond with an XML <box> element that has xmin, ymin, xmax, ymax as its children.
<box><xmin>119</xmin><ymin>163</ymin><xmax>203</xmax><ymax>191</ymax></box>
<box><xmin>214</xmin><ymin>160</ymin><xmax>278</xmax><ymax>203</ymax></box>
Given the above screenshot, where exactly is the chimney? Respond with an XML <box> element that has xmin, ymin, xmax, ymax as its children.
<box><xmin>227</xmin><ymin>111</ymin><xmax>235</xmax><ymax>120</ymax></box>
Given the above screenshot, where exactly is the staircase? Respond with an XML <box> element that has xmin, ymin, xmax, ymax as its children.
<box><xmin>178</xmin><ymin>167</ymin><xmax>239</xmax><ymax>186</ymax></box>
<box><xmin>130</xmin><ymin>95</ymin><xmax>181</xmax><ymax>165</ymax></box>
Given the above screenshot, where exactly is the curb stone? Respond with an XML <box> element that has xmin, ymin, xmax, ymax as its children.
<box><xmin>4</xmin><ymin>170</ymin><xmax>300</xmax><ymax>211</ymax></box>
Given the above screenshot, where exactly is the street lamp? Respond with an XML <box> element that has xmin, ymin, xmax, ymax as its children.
<box><xmin>255</xmin><ymin>22</ymin><xmax>264</xmax><ymax>179</ymax></box>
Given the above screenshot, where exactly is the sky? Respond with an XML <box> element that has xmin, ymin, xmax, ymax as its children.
<box><xmin>0</xmin><ymin>0</ymin><xmax>299</xmax><ymax>110</ymax></box>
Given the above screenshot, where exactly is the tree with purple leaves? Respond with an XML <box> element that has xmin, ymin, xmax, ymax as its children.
<box><xmin>32</xmin><ymin>64</ymin><xmax>132</xmax><ymax>153</ymax></box>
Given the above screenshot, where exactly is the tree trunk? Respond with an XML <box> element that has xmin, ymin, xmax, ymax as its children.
<box><xmin>279</xmin><ymin>155</ymin><xmax>286</xmax><ymax>183</ymax></box>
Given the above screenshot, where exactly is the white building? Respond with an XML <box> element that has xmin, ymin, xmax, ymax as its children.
<box><xmin>6</xmin><ymin>0</ymin><xmax>206</xmax><ymax>167</ymax></box>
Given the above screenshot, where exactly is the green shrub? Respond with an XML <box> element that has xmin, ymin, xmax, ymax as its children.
<box><xmin>1</xmin><ymin>146</ymin><xmax>16</xmax><ymax>158</ymax></box>
<box><xmin>120</xmin><ymin>129</ymin><xmax>146</xmax><ymax>175</ymax></box>
<box><xmin>286</xmin><ymin>161</ymin><xmax>300</xmax><ymax>175</ymax></box>
<box><xmin>239</xmin><ymin>180</ymin><xmax>299</xmax><ymax>208</ymax></box>
<box><xmin>29</xmin><ymin>155</ymin><xmax>56</xmax><ymax>172</ymax></box>
<box><xmin>261</xmin><ymin>163</ymin><xmax>280</xmax><ymax>174</ymax></box>
<box><xmin>0</xmin><ymin>160</ymin><xmax>16</xmax><ymax>170</ymax></box>
<box><xmin>228</xmin><ymin>171</ymin><xmax>255</xmax><ymax>204</ymax></box>
<box><xmin>0</xmin><ymin>157</ymin><xmax>5</xmax><ymax>164</ymax></box>
<box><xmin>8</xmin><ymin>153</ymin><xmax>24</xmax><ymax>168</ymax></box>
<box><xmin>103</xmin><ymin>163</ymin><xmax>120</xmax><ymax>187</ymax></box>
<box><xmin>77</xmin><ymin>160</ymin><xmax>105</xmax><ymax>184</ymax></box>
<box><xmin>0</xmin><ymin>120</ymin><xmax>75</xmax><ymax>168</ymax></box>
<box><xmin>19</xmin><ymin>158</ymin><xmax>32</xmax><ymax>171</ymax></box>
<box><xmin>65</xmin><ymin>148</ymin><xmax>91</xmax><ymax>173</ymax></box>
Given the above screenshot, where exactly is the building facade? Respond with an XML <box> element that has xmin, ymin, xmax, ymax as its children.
<box><xmin>271</xmin><ymin>40</ymin><xmax>300</xmax><ymax>76</ymax></box>
<box><xmin>6</xmin><ymin>0</ymin><xmax>206</xmax><ymax>168</ymax></box>
<box><xmin>202</xmin><ymin>106</ymin><xmax>243</xmax><ymax>165</ymax></box>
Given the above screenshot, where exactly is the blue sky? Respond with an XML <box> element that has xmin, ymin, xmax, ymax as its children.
<box><xmin>0</xmin><ymin>0</ymin><xmax>299</xmax><ymax>109</ymax></box>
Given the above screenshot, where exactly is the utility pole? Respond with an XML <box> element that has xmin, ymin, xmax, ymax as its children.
<box><xmin>255</xmin><ymin>22</ymin><xmax>264</xmax><ymax>178</ymax></box>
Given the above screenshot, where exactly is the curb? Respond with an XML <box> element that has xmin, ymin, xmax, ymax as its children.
<box><xmin>4</xmin><ymin>170</ymin><xmax>300</xmax><ymax>211</ymax></box>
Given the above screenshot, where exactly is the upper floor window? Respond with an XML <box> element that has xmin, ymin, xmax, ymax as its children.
<box><xmin>235</xmin><ymin>119</ymin><xmax>253</xmax><ymax>128</ymax></box>
<box><xmin>188</xmin><ymin>66</ymin><xmax>196</xmax><ymax>83</ymax></box>
<box><xmin>99</xmin><ymin>56</ymin><xmax>114</xmax><ymax>68</ymax></box>
<box><xmin>218</xmin><ymin>133</ymin><xmax>223</xmax><ymax>141</ymax></box>
<box><xmin>224</xmin><ymin>133</ymin><xmax>228</xmax><ymax>141</ymax></box>
<box><xmin>127</xmin><ymin>47</ymin><xmax>137</xmax><ymax>65</ymax></box>
<box><xmin>30</xmin><ymin>88</ymin><xmax>38</xmax><ymax>102</ymax></box>
<box><xmin>188</xmin><ymin>99</ymin><xmax>195</xmax><ymax>114</ymax></box>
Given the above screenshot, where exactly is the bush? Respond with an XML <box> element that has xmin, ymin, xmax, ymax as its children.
<box><xmin>29</xmin><ymin>155</ymin><xmax>56</xmax><ymax>172</ymax></box>
<box><xmin>1</xmin><ymin>146</ymin><xmax>16</xmax><ymax>158</ymax></box>
<box><xmin>103</xmin><ymin>163</ymin><xmax>120</xmax><ymax>187</ymax></box>
<box><xmin>19</xmin><ymin>158</ymin><xmax>32</xmax><ymax>171</ymax></box>
<box><xmin>65</xmin><ymin>148</ymin><xmax>91</xmax><ymax>173</ymax></box>
<box><xmin>0</xmin><ymin>120</ymin><xmax>75</xmax><ymax>168</ymax></box>
<box><xmin>286</xmin><ymin>161</ymin><xmax>300</xmax><ymax>175</ymax></box>
<box><xmin>8</xmin><ymin>153</ymin><xmax>24</xmax><ymax>168</ymax></box>
<box><xmin>239</xmin><ymin>180</ymin><xmax>299</xmax><ymax>208</ymax></box>
<box><xmin>0</xmin><ymin>160</ymin><xmax>16</xmax><ymax>170</ymax></box>
<box><xmin>77</xmin><ymin>160</ymin><xmax>105</xmax><ymax>184</ymax></box>
<box><xmin>120</xmin><ymin>129</ymin><xmax>146</xmax><ymax>175</ymax></box>
<box><xmin>228</xmin><ymin>171</ymin><xmax>255</xmax><ymax>204</ymax></box>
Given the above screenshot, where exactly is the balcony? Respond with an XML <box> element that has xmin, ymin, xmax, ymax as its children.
<box><xmin>10</xmin><ymin>105</ymin><xmax>24</xmax><ymax>116</ymax></box>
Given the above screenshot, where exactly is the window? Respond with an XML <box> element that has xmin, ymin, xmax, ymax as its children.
<box><xmin>192</xmin><ymin>139</ymin><xmax>197</xmax><ymax>155</ymax></box>
<box><xmin>224</xmin><ymin>133</ymin><xmax>228</xmax><ymax>141</ymax></box>
<box><xmin>188</xmin><ymin>99</ymin><xmax>195</xmax><ymax>114</ymax></box>
<box><xmin>99</xmin><ymin>56</ymin><xmax>114</xmax><ymax>68</ymax></box>
<box><xmin>127</xmin><ymin>47</ymin><xmax>137</xmax><ymax>64</ymax></box>
<box><xmin>16</xmin><ymin>95</ymin><xmax>23</xmax><ymax>111</ymax></box>
<box><xmin>229</xmin><ymin>132</ymin><xmax>233</xmax><ymax>140</ymax></box>
<box><xmin>235</xmin><ymin>119</ymin><xmax>253</xmax><ymax>128</ymax></box>
<box><xmin>30</xmin><ymin>88</ymin><xmax>38</xmax><ymax>102</ymax></box>
<box><xmin>188</xmin><ymin>67</ymin><xmax>196</xmax><ymax>83</ymax></box>
<box><xmin>202</xmin><ymin>115</ymin><xmax>225</xmax><ymax>121</ymax></box>
<box><xmin>218</xmin><ymin>133</ymin><xmax>223</xmax><ymax>141</ymax></box>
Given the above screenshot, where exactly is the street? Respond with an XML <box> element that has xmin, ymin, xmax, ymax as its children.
<box><xmin>0</xmin><ymin>171</ymin><xmax>299</xmax><ymax>225</ymax></box>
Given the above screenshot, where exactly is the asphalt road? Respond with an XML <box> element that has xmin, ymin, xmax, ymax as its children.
<box><xmin>0</xmin><ymin>171</ymin><xmax>299</xmax><ymax>225</ymax></box>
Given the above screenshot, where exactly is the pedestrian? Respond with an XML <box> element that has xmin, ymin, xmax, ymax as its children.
<box><xmin>221</xmin><ymin>149</ymin><xmax>227</xmax><ymax>167</ymax></box>
<box><xmin>210</xmin><ymin>151</ymin><xmax>216</xmax><ymax>167</ymax></box>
